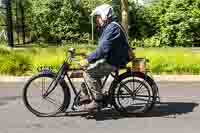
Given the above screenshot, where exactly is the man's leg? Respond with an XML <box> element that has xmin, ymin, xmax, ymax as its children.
<box><xmin>82</xmin><ymin>59</ymin><xmax>116</xmax><ymax>110</ymax></box>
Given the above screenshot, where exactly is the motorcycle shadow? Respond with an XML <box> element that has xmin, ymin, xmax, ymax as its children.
<box><xmin>55</xmin><ymin>102</ymin><xmax>198</xmax><ymax>121</ymax></box>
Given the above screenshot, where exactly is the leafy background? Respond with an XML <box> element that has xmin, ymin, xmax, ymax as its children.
<box><xmin>1</xmin><ymin>0</ymin><xmax>200</xmax><ymax>47</ymax></box>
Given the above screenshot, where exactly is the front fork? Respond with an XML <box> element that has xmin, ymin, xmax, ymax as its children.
<box><xmin>40</xmin><ymin>63</ymin><xmax>68</xmax><ymax>98</ymax></box>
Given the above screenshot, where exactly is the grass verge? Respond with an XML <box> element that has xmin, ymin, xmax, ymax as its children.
<box><xmin>0</xmin><ymin>44</ymin><xmax>199</xmax><ymax>75</ymax></box>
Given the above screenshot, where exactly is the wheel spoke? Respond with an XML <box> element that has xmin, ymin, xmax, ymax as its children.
<box><xmin>120</xmin><ymin>84</ymin><xmax>135</xmax><ymax>98</ymax></box>
<box><xmin>137</xmin><ymin>88</ymin><xmax>148</xmax><ymax>94</ymax></box>
<box><xmin>134</xmin><ymin>82</ymin><xmax>143</xmax><ymax>94</ymax></box>
<box><xmin>35</xmin><ymin>97</ymin><xmax>47</xmax><ymax>111</ymax></box>
<box><xmin>32</xmin><ymin>82</ymin><xmax>40</xmax><ymax>90</ymax></box>
<box><xmin>42</xmin><ymin>78</ymin><xmax>46</xmax><ymax>95</ymax></box>
<box><xmin>45</xmin><ymin>96</ymin><xmax>61</xmax><ymax>107</ymax></box>
<box><xmin>118</xmin><ymin>94</ymin><xmax>149</xmax><ymax>100</ymax></box>
<box><xmin>30</xmin><ymin>98</ymin><xmax>45</xmax><ymax>111</ymax></box>
<box><xmin>129</xmin><ymin>103</ymin><xmax>147</xmax><ymax>106</ymax></box>
<box><xmin>134</xmin><ymin>97</ymin><xmax>150</xmax><ymax>102</ymax></box>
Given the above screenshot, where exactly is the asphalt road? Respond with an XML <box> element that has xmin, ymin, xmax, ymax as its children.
<box><xmin>0</xmin><ymin>81</ymin><xmax>200</xmax><ymax>133</ymax></box>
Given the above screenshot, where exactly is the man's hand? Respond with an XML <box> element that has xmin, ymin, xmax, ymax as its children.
<box><xmin>77</xmin><ymin>53</ymin><xmax>87</xmax><ymax>58</ymax></box>
<box><xmin>80</xmin><ymin>59</ymin><xmax>89</xmax><ymax>67</ymax></box>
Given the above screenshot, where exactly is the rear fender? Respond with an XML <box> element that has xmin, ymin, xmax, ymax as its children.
<box><xmin>109</xmin><ymin>71</ymin><xmax>159</xmax><ymax>101</ymax></box>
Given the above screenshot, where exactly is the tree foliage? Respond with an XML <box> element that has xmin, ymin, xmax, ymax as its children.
<box><xmin>2</xmin><ymin>0</ymin><xmax>200</xmax><ymax>47</ymax></box>
<box><xmin>24</xmin><ymin>0</ymin><xmax>111</xmax><ymax>43</ymax></box>
<box><xmin>128</xmin><ymin>0</ymin><xmax>156</xmax><ymax>39</ymax></box>
<box><xmin>145</xmin><ymin>0</ymin><xmax>200</xmax><ymax>47</ymax></box>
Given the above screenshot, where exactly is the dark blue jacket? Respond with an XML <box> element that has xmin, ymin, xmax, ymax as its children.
<box><xmin>87</xmin><ymin>20</ymin><xmax>130</xmax><ymax>67</ymax></box>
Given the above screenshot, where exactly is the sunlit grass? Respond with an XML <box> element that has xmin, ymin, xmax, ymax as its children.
<box><xmin>135</xmin><ymin>48</ymin><xmax>200</xmax><ymax>74</ymax></box>
<box><xmin>0</xmin><ymin>44</ymin><xmax>199</xmax><ymax>75</ymax></box>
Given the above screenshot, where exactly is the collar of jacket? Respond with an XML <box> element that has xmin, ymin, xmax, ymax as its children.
<box><xmin>97</xmin><ymin>15</ymin><xmax>119</xmax><ymax>37</ymax></box>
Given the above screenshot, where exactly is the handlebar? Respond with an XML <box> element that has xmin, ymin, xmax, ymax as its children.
<box><xmin>67</xmin><ymin>48</ymin><xmax>87</xmax><ymax>58</ymax></box>
<box><xmin>75</xmin><ymin>53</ymin><xmax>87</xmax><ymax>57</ymax></box>
<box><xmin>66</xmin><ymin>47</ymin><xmax>88</xmax><ymax>70</ymax></box>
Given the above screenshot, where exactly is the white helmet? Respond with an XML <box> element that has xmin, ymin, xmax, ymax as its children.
<box><xmin>90</xmin><ymin>4</ymin><xmax>114</xmax><ymax>21</ymax></box>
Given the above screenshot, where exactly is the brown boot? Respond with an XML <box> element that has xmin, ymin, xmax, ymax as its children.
<box><xmin>79</xmin><ymin>95</ymin><xmax>91</xmax><ymax>104</ymax></box>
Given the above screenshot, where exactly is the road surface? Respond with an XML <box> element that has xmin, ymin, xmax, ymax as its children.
<box><xmin>0</xmin><ymin>81</ymin><xmax>200</xmax><ymax>133</ymax></box>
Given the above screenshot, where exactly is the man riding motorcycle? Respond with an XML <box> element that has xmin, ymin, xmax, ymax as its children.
<box><xmin>80</xmin><ymin>4</ymin><xmax>130</xmax><ymax>111</ymax></box>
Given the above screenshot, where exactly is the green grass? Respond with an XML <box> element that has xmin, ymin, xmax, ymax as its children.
<box><xmin>135</xmin><ymin>48</ymin><xmax>200</xmax><ymax>74</ymax></box>
<box><xmin>0</xmin><ymin>44</ymin><xmax>200</xmax><ymax>75</ymax></box>
<box><xmin>0</xmin><ymin>46</ymin><xmax>32</xmax><ymax>75</ymax></box>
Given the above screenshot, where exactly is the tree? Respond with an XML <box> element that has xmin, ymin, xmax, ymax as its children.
<box><xmin>26</xmin><ymin>0</ymin><xmax>112</xmax><ymax>43</ymax></box>
<box><xmin>112</xmin><ymin>0</ymin><xmax>121</xmax><ymax>21</ymax></box>
<box><xmin>121</xmin><ymin>0</ymin><xmax>129</xmax><ymax>33</ymax></box>
<box><xmin>147</xmin><ymin>0</ymin><xmax>200</xmax><ymax>47</ymax></box>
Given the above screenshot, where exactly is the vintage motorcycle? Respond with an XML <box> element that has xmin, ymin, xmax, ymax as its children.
<box><xmin>22</xmin><ymin>47</ymin><xmax>160</xmax><ymax>117</ymax></box>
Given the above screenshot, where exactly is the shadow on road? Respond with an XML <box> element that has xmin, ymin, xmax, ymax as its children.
<box><xmin>58</xmin><ymin>102</ymin><xmax>199</xmax><ymax>121</ymax></box>
<box><xmin>136</xmin><ymin>102</ymin><xmax>199</xmax><ymax>118</ymax></box>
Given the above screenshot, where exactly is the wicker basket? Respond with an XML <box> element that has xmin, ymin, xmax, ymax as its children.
<box><xmin>132</xmin><ymin>58</ymin><xmax>147</xmax><ymax>72</ymax></box>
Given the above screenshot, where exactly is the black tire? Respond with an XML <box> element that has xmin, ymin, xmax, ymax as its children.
<box><xmin>23</xmin><ymin>72</ymin><xmax>71</xmax><ymax>117</ymax></box>
<box><xmin>111</xmin><ymin>72</ymin><xmax>158</xmax><ymax>113</ymax></box>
